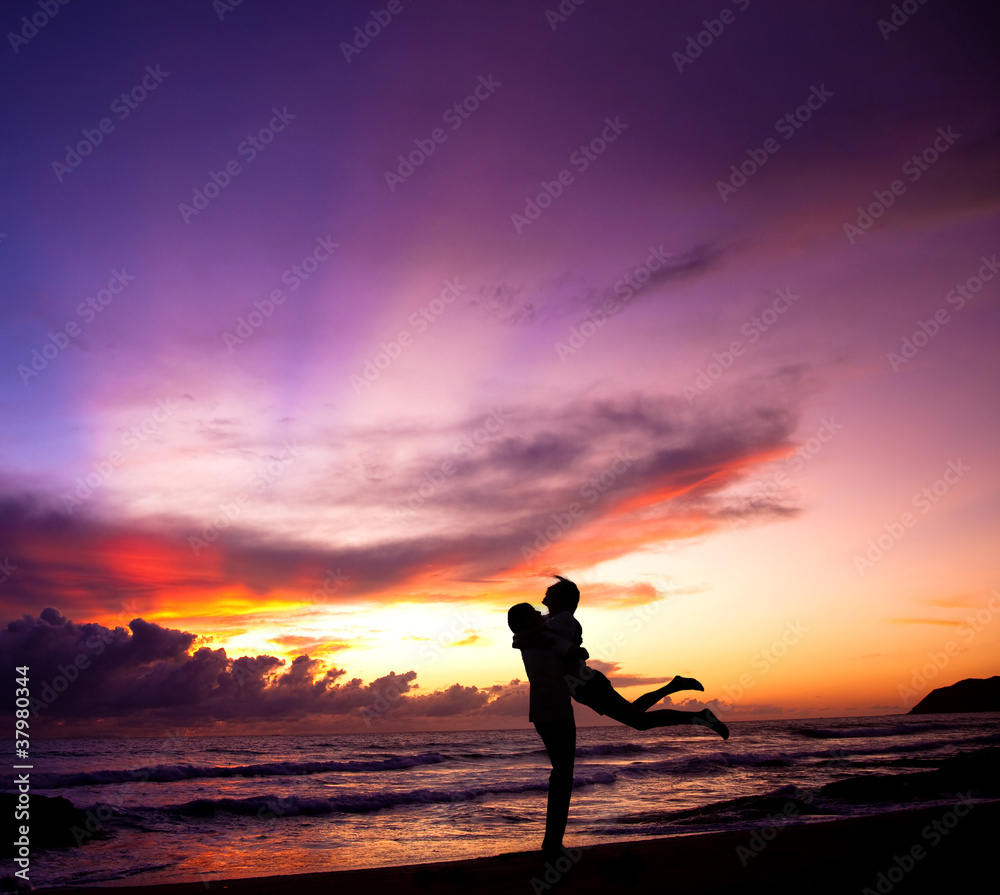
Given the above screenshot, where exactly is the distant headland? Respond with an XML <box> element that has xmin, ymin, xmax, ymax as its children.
<box><xmin>908</xmin><ymin>676</ymin><xmax>1000</xmax><ymax>714</ymax></box>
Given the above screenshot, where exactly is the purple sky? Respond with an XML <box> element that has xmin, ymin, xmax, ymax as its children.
<box><xmin>2</xmin><ymin>0</ymin><xmax>999</xmax><ymax>733</ymax></box>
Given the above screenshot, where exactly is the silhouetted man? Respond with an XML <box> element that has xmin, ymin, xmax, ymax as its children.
<box><xmin>508</xmin><ymin>601</ymin><xmax>576</xmax><ymax>856</ymax></box>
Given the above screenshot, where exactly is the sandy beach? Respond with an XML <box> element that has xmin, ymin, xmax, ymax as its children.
<box><xmin>45</xmin><ymin>799</ymin><xmax>998</xmax><ymax>894</ymax></box>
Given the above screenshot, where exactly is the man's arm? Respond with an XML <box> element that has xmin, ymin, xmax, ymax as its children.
<box><xmin>545</xmin><ymin>612</ymin><xmax>589</xmax><ymax>663</ymax></box>
<box><xmin>512</xmin><ymin>619</ymin><xmax>554</xmax><ymax>650</ymax></box>
<box><xmin>545</xmin><ymin>612</ymin><xmax>583</xmax><ymax>656</ymax></box>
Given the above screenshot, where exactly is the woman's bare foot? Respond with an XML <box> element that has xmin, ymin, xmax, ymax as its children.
<box><xmin>669</xmin><ymin>675</ymin><xmax>704</xmax><ymax>693</ymax></box>
<box><xmin>693</xmin><ymin>708</ymin><xmax>730</xmax><ymax>740</ymax></box>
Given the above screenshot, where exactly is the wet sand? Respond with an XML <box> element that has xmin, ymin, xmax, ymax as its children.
<box><xmin>45</xmin><ymin>799</ymin><xmax>998</xmax><ymax>894</ymax></box>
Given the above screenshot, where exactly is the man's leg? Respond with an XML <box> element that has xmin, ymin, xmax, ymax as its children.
<box><xmin>533</xmin><ymin>719</ymin><xmax>576</xmax><ymax>853</ymax></box>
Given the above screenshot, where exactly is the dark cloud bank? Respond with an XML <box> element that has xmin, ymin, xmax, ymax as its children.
<box><xmin>4</xmin><ymin>609</ymin><xmax>521</xmax><ymax>736</ymax></box>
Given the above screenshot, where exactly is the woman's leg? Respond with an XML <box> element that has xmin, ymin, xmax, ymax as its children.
<box><xmin>635</xmin><ymin>707</ymin><xmax>729</xmax><ymax>739</ymax></box>
<box><xmin>574</xmin><ymin>671</ymin><xmax>729</xmax><ymax>739</ymax></box>
<box><xmin>631</xmin><ymin>676</ymin><xmax>704</xmax><ymax>713</ymax></box>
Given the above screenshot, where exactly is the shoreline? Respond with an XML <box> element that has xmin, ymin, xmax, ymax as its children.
<box><xmin>44</xmin><ymin>799</ymin><xmax>1000</xmax><ymax>894</ymax></box>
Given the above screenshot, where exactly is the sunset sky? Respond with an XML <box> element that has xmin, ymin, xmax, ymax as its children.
<box><xmin>2</xmin><ymin>0</ymin><xmax>998</xmax><ymax>736</ymax></box>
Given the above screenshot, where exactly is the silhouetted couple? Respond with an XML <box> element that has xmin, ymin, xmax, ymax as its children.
<box><xmin>509</xmin><ymin>575</ymin><xmax>728</xmax><ymax>856</ymax></box>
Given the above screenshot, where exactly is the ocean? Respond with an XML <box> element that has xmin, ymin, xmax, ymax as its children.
<box><xmin>18</xmin><ymin>712</ymin><xmax>1000</xmax><ymax>889</ymax></box>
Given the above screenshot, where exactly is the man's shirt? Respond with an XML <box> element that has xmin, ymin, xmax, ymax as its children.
<box><xmin>517</xmin><ymin>611</ymin><xmax>582</xmax><ymax>723</ymax></box>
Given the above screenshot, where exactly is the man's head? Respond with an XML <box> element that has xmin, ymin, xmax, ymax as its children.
<box><xmin>507</xmin><ymin>602</ymin><xmax>543</xmax><ymax>633</ymax></box>
<box><xmin>542</xmin><ymin>575</ymin><xmax>580</xmax><ymax>614</ymax></box>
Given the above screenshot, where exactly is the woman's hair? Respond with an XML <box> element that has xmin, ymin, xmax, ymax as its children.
<box><xmin>507</xmin><ymin>602</ymin><xmax>538</xmax><ymax>633</ymax></box>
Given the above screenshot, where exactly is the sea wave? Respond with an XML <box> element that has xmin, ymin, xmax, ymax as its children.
<box><xmin>576</xmin><ymin>742</ymin><xmax>662</xmax><ymax>758</ymax></box>
<box><xmin>34</xmin><ymin>752</ymin><xmax>448</xmax><ymax>788</ymax></box>
<box><xmin>794</xmin><ymin>721</ymin><xmax>957</xmax><ymax>739</ymax></box>
<box><xmin>166</xmin><ymin>771</ymin><xmax>620</xmax><ymax>817</ymax></box>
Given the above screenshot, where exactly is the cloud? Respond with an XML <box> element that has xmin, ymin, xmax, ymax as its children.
<box><xmin>470</xmin><ymin>282</ymin><xmax>538</xmax><ymax>326</ymax></box>
<box><xmin>267</xmin><ymin>634</ymin><xmax>353</xmax><ymax>653</ymax></box>
<box><xmin>924</xmin><ymin>592</ymin><xmax>995</xmax><ymax>610</ymax></box>
<box><xmin>397</xmin><ymin>683</ymin><xmax>493</xmax><ymax>718</ymax></box>
<box><xmin>1</xmin><ymin>383</ymin><xmax>804</xmax><ymax>622</ymax></box>
<box><xmin>478</xmin><ymin>680</ymin><xmax>530</xmax><ymax>718</ymax></box>
<box><xmin>585</xmin><ymin>659</ymin><xmax>675</xmax><ymax>690</ymax></box>
<box><xmin>473</xmin><ymin>242</ymin><xmax>724</xmax><ymax>327</ymax></box>
<box><xmin>2</xmin><ymin>609</ymin><xmax>546</xmax><ymax>735</ymax></box>
<box><xmin>3</xmin><ymin>609</ymin><xmax>434</xmax><ymax>733</ymax></box>
<box><xmin>448</xmin><ymin>633</ymin><xmax>481</xmax><ymax>647</ymax></box>
<box><xmin>884</xmin><ymin>617</ymin><xmax>961</xmax><ymax>627</ymax></box>
<box><xmin>572</xmin><ymin>242</ymin><xmax>725</xmax><ymax>314</ymax></box>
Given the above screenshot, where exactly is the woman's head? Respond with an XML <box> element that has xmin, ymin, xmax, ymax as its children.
<box><xmin>507</xmin><ymin>602</ymin><xmax>543</xmax><ymax>633</ymax></box>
